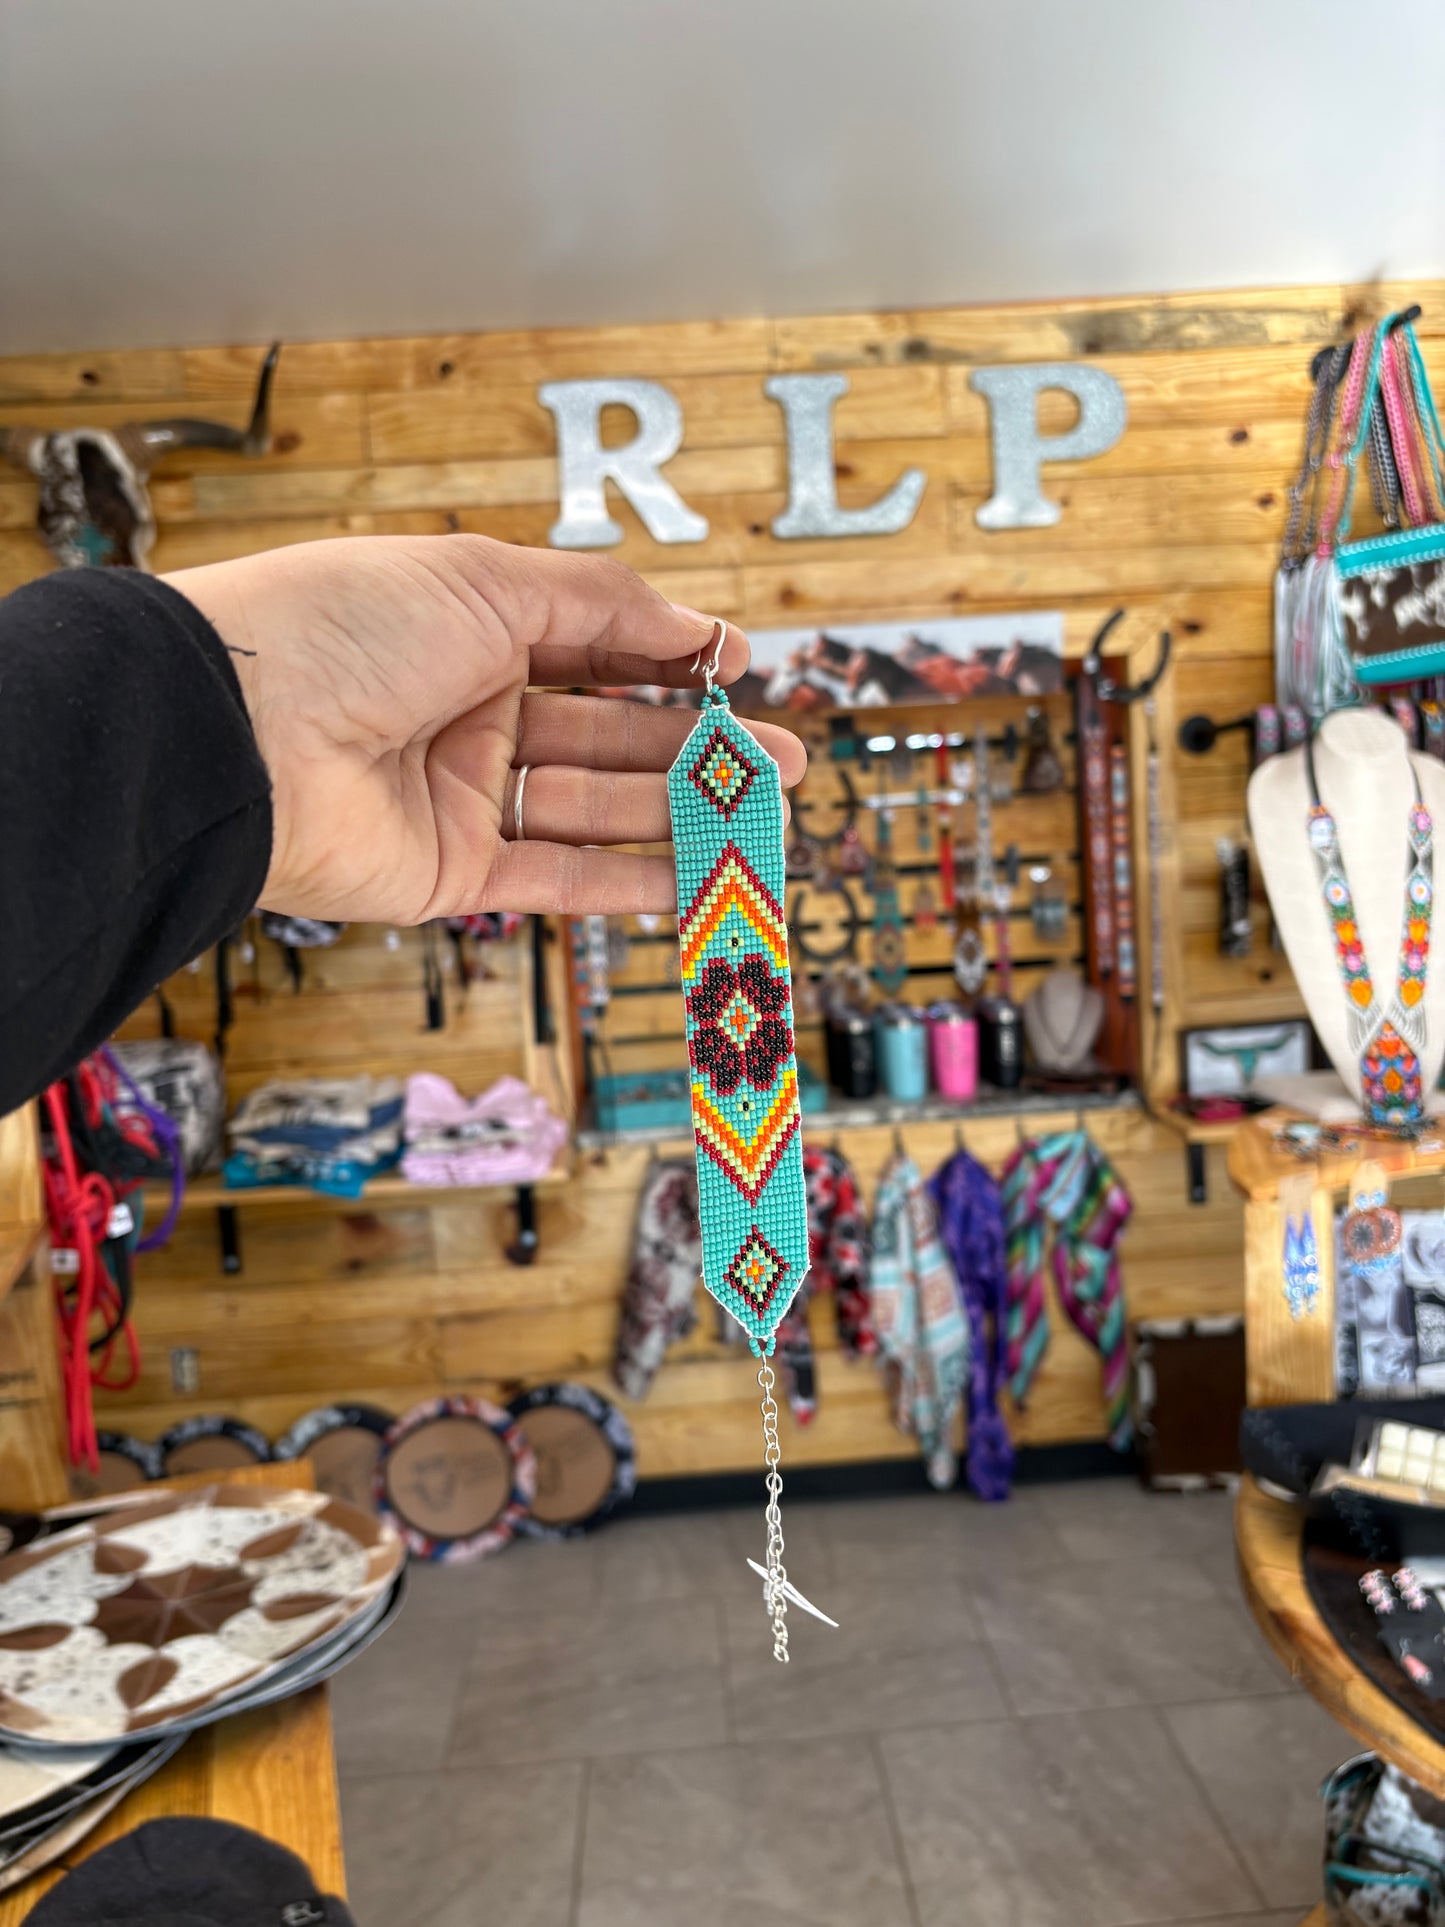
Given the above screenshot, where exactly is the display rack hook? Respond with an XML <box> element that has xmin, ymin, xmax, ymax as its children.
<box><xmin>1082</xmin><ymin>608</ymin><xmax>1172</xmax><ymax>706</ymax></box>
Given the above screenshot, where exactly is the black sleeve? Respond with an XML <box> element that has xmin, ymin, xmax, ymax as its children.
<box><xmin>0</xmin><ymin>568</ymin><xmax>272</xmax><ymax>1113</ymax></box>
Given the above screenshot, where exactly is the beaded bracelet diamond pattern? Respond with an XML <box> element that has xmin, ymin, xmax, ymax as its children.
<box><xmin>668</xmin><ymin>689</ymin><xmax>809</xmax><ymax>1356</ymax></box>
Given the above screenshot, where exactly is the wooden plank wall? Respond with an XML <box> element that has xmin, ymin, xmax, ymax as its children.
<box><xmin>0</xmin><ymin>278</ymin><xmax>1437</xmax><ymax>1471</ymax></box>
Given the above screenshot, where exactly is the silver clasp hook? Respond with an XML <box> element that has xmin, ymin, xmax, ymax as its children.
<box><xmin>690</xmin><ymin>618</ymin><xmax>728</xmax><ymax>695</ymax></box>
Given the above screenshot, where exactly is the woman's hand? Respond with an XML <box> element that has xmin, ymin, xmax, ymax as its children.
<box><xmin>167</xmin><ymin>534</ymin><xmax>806</xmax><ymax>924</ymax></box>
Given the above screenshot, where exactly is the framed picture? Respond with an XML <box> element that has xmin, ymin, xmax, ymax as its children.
<box><xmin>1181</xmin><ymin>1021</ymin><xmax>1313</xmax><ymax>1099</ymax></box>
<box><xmin>598</xmin><ymin>610</ymin><xmax>1065</xmax><ymax>711</ymax></box>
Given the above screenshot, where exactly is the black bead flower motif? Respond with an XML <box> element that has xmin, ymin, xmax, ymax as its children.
<box><xmin>687</xmin><ymin>955</ymin><xmax>793</xmax><ymax>1095</ymax></box>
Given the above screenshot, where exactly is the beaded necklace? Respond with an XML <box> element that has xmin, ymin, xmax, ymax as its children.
<box><xmin>1306</xmin><ymin>739</ymin><xmax>1434</xmax><ymax>1130</ymax></box>
<box><xmin>668</xmin><ymin>623</ymin><xmax>821</xmax><ymax>1662</ymax></box>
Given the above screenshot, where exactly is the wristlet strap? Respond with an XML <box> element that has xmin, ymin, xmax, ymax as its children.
<box><xmin>1329</xmin><ymin>318</ymin><xmax>1392</xmax><ymax>546</ymax></box>
<box><xmin>1283</xmin><ymin>345</ymin><xmax>1348</xmax><ymax>563</ymax></box>
<box><xmin>1405</xmin><ymin>323</ymin><xmax>1445</xmax><ymax>517</ymax></box>
<box><xmin>1381</xmin><ymin>332</ymin><xmax>1430</xmax><ymax>528</ymax></box>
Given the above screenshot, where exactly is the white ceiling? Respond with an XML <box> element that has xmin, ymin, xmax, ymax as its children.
<box><xmin>2</xmin><ymin>0</ymin><xmax>1443</xmax><ymax>355</ymax></box>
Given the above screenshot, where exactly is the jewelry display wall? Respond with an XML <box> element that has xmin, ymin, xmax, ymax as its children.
<box><xmin>572</xmin><ymin>681</ymin><xmax>1131</xmax><ymax>1119</ymax></box>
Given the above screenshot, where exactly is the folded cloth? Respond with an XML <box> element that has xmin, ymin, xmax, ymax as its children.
<box><xmin>224</xmin><ymin>1075</ymin><xmax>404</xmax><ymax>1198</ymax></box>
<box><xmin>400</xmin><ymin>1073</ymin><xmax>568</xmax><ymax>1186</ymax></box>
<box><xmin>23</xmin><ymin>1815</ymin><xmax>355</xmax><ymax>1924</ymax></box>
<box><xmin>228</xmin><ymin>1075</ymin><xmax>399</xmax><ymax>1151</ymax></box>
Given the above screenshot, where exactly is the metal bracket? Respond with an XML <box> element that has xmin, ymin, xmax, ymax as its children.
<box><xmin>506</xmin><ymin>1185</ymin><xmax>539</xmax><ymax>1265</ymax></box>
<box><xmin>1186</xmin><ymin>1142</ymin><xmax>1208</xmax><ymax>1206</ymax></box>
<box><xmin>212</xmin><ymin>1183</ymin><xmax>547</xmax><ymax>1274</ymax></box>
<box><xmin>217</xmin><ymin>1205</ymin><xmax>242</xmax><ymax>1274</ymax></box>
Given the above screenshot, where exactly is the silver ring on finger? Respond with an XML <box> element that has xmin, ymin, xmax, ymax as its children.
<box><xmin>513</xmin><ymin>765</ymin><xmax>531</xmax><ymax>843</ymax></box>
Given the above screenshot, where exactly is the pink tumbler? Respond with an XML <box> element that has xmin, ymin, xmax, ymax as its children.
<box><xmin>928</xmin><ymin>1002</ymin><xmax>978</xmax><ymax>1103</ymax></box>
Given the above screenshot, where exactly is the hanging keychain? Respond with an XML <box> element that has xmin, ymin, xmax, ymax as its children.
<box><xmin>668</xmin><ymin>622</ymin><xmax>834</xmax><ymax>1660</ymax></box>
<box><xmin>935</xmin><ymin>739</ymin><xmax>957</xmax><ymax>913</ymax></box>
<box><xmin>836</xmin><ymin>769</ymin><xmax>869</xmax><ymax>877</ymax></box>
<box><xmin>914</xmin><ymin>753</ymin><xmax>933</xmax><ymax>854</ymax></box>
<box><xmin>1108</xmin><ymin>743</ymin><xmax>1137</xmax><ymax>1002</ymax></box>
<box><xmin>1145</xmin><ymin>700</ymin><xmax>1166</xmax><ymax>1016</ymax></box>
<box><xmin>871</xmin><ymin>752</ymin><xmax>909</xmax><ymax>993</ymax></box>
<box><xmin>1077</xmin><ymin>669</ymin><xmax>1115</xmax><ymax>980</ymax></box>
<box><xmin>953</xmin><ymin>731</ymin><xmax>990</xmax><ymax>997</ymax></box>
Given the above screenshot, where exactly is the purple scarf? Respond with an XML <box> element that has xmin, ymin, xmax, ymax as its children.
<box><xmin>929</xmin><ymin>1148</ymin><xmax>1014</xmax><ymax>1501</ymax></box>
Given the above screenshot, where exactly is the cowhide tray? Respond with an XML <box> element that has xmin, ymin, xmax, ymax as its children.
<box><xmin>0</xmin><ymin>1485</ymin><xmax>402</xmax><ymax>1746</ymax></box>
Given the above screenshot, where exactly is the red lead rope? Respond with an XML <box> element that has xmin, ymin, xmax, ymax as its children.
<box><xmin>41</xmin><ymin>1069</ymin><xmax>142</xmax><ymax>1471</ymax></box>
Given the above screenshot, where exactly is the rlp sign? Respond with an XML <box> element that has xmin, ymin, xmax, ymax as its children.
<box><xmin>538</xmin><ymin>365</ymin><xmax>1127</xmax><ymax>549</ymax></box>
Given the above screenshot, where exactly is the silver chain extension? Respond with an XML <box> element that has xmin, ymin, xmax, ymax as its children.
<box><xmin>758</xmin><ymin>1360</ymin><xmax>790</xmax><ymax>1663</ymax></box>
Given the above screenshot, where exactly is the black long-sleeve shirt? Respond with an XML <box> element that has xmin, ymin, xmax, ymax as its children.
<box><xmin>0</xmin><ymin>569</ymin><xmax>273</xmax><ymax>1114</ymax></box>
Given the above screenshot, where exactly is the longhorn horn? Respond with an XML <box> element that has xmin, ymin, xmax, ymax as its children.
<box><xmin>124</xmin><ymin>341</ymin><xmax>282</xmax><ymax>468</ymax></box>
<box><xmin>0</xmin><ymin>427</ymin><xmax>43</xmax><ymax>474</ymax></box>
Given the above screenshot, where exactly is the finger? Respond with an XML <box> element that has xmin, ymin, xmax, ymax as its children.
<box><xmin>446</xmin><ymin>537</ymin><xmax>751</xmax><ymax>689</ymax></box>
<box><xmin>505</xmin><ymin>768</ymin><xmax>669</xmax><ymax>846</ymax></box>
<box><xmin>502</xmin><ymin>764</ymin><xmax>791</xmax><ymax>846</ymax></box>
<box><xmin>482</xmin><ymin>842</ymin><xmax>679</xmax><ymax>915</ymax></box>
<box><xmin>515</xmin><ymin>691</ymin><xmax>809</xmax><ymax>786</ymax></box>
<box><xmin>529</xmin><ymin>613</ymin><xmax>750</xmax><ymax>692</ymax></box>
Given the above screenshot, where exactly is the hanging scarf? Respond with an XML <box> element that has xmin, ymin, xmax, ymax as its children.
<box><xmin>929</xmin><ymin>1147</ymin><xmax>1014</xmax><ymax>1501</ymax></box>
<box><xmin>718</xmin><ymin>1143</ymin><xmax>875</xmax><ymax>1424</ymax></box>
<box><xmin>869</xmin><ymin>1151</ymin><xmax>970</xmax><ymax>1489</ymax></box>
<box><xmin>1002</xmin><ymin>1145</ymin><xmax>1050</xmax><ymax>1404</ymax></box>
<box><xmin>803</xmin><ymin>1144</ymin><xmax>875</xmax><ymax>1357</ymax></box>
<box><xmin>613</xmin><ymin>1159</ymin><xmax>701</xmax><ymax>1401</ymax></box>
<box><xmin>1002</xmin><ymin>1128</ymin><xmax>1133</xmax><ymax>1450</ymax></box>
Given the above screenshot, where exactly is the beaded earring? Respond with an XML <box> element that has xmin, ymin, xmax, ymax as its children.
<box><xmin>668</xmin><ymin>622</ymin><xmax>829</xmax><ymax>1662</ymax></box>
<box><xmin>1279</xmin><ymin>1176</ymin><xmax>1320</xmax><ymax>1321</ymax></box>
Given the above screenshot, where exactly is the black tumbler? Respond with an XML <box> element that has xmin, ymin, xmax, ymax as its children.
<box><xmin>977</xmin><ymin>994</ymin><xmax>1023</xmax><ymax>1089</ymax></box>
<box><xmin>826</xmin><ymin>1006</ymin><xmax>878</xmax><ymax>1100</ymax></box>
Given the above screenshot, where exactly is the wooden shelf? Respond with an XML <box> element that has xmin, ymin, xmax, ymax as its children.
<box><xmin>143</xmin><ymin>1160</ymin><xmax>573</xmax><ymax>1273</ymax></box>
<box><xmin>1227</xmin><ymin>1108</ymin><xmax>1445</xmax><ymax>1202</ymax></box>
<box><xmin>577</xmin><ymin>1087</ymin><xmax>1138</xmax><ymax>1152</ymax></box>
<box><xmin>147</xmin><ymin>1158</ymin><xmax>573</xmax><ymax>1217</ymax></box>
<box><xmin>0</xmin><ymin>1219</ymin><xmax>43</xmax><ymax>1308</ymax></box>
<box><xmin>1155</xmin><ymin>1110</ymin><xmax>1246</xmax><ymax>1148</ymax></box>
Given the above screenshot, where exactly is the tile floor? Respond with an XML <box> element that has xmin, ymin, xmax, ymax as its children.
<box><xmin>331</xmin><ymin>1476</ymin><xmax>1347</xmax><ymax>1927</ymax></box>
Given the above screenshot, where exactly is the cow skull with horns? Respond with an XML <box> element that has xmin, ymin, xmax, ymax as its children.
<box><xmin>0</xmin><ymin>342</ymin><xmax>281</xmax><ymax>570</ymax></box>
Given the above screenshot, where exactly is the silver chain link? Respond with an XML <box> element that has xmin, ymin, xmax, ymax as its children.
<box><xmin>758</xmin><ymin>1360</ymin><xmax>789</xmax><ymax>1664</ymax></box>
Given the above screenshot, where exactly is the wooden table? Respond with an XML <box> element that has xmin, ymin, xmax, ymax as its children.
<box><xmin>1237</xmin><ymin>1474</ymin><xmax>1445</xmax><ymax>1927</ymax></box>
<box><xmin>1237</xmin><ymin>1474</ymin><xmax>1445</xmax><ymax>1797</ymax></box>
<box><xmin>1229</xmin><ymin>1109</ymin><xmax>1445</xmax><ymax>1408</ymax></box>
<box><xmin>0</xmin><ymin>1461</ymin><xmax>346</xmax><ymax>1920</ymax></box>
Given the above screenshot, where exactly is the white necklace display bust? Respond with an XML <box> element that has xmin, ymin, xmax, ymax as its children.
<box><xmin>1248</xmin><ymin>708</ymin><xmax>1445</xmax><ymax>1119</ymax></box>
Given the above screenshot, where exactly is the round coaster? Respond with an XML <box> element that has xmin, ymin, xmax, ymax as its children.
<box><xmin>156</xmin><ymin>1415</ymin><xmax>272</xmax><ymax>1478</ymax></box>
<box><xmin>508</xmin><ymin>1384</ymin><xmax>636</xmax><ymax>1540</ymax></box>
<box><xmin>274</xmin><ymin>1404</ymin><xmax>396</xmax><ymax>1515</ymax></box>
<box><xmin>67</xmin><ymin>1432</ymin><xmax>163</xmax><ymax>1504</ymax></box>
<box><xmin>376</xmin><ymin>1396</ymin><xmax>535</xmax><ymax>1563</ymax></box>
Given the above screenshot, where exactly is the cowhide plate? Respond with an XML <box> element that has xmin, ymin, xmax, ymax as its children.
<box><xmin>0</xmin><ymin>1485</ymin><xmax>402</xmax><ymax>1747</ymax></box>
